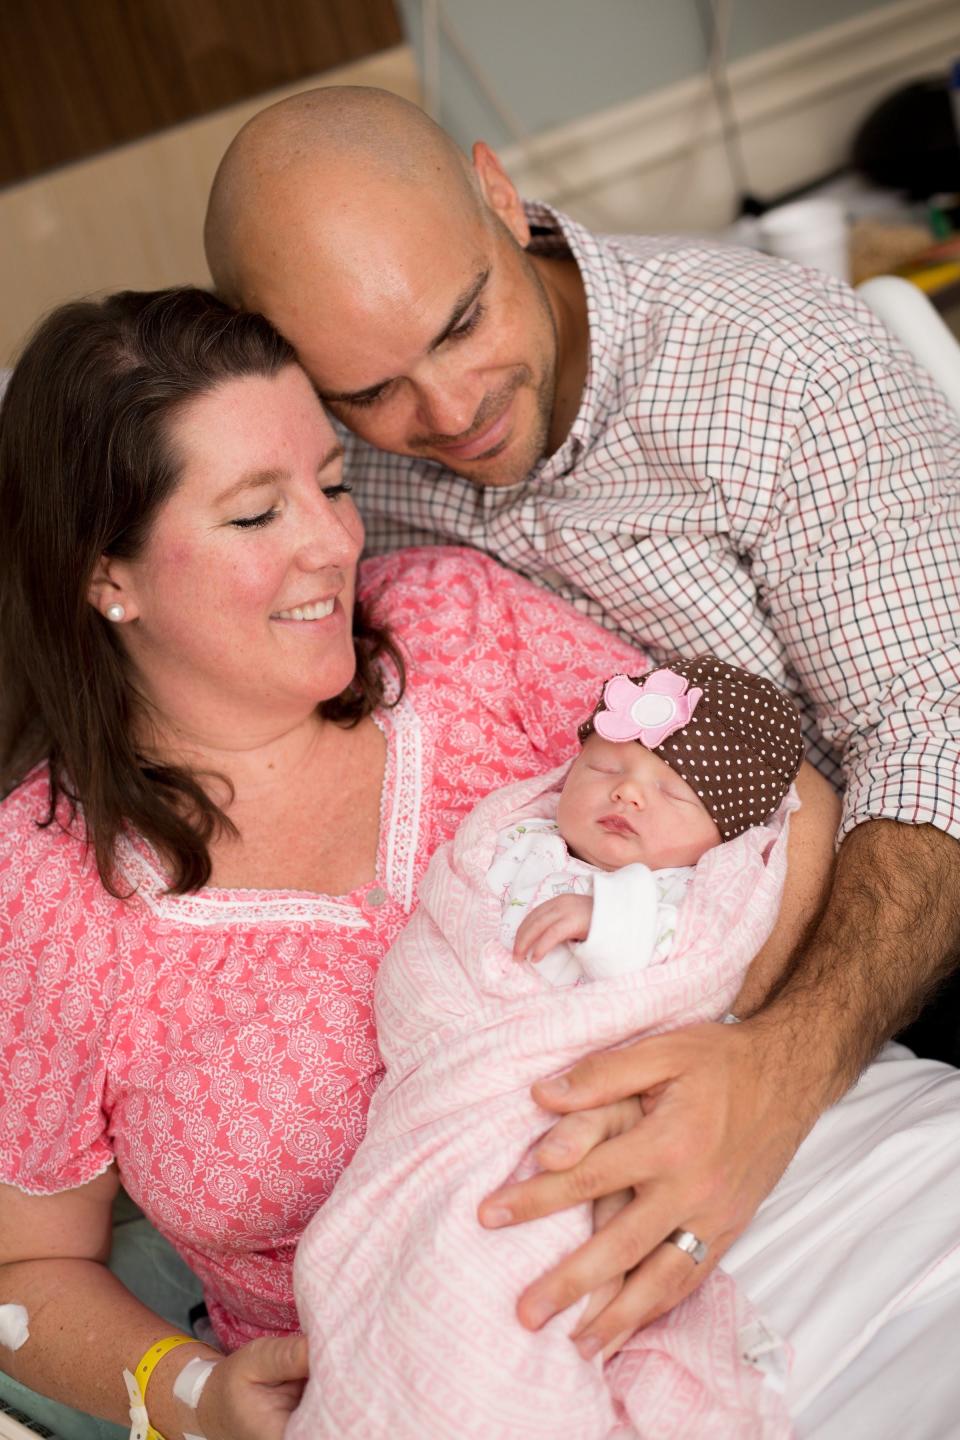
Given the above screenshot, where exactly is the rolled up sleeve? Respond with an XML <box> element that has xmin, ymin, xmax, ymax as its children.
<box><xmin>756</xmin><ymin>346</ymin><xmax>960</xmax><ymax>841</ymax></box>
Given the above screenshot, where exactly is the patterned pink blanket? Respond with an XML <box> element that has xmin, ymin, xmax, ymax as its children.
<box><xmin>288</xmin><ymin>766</ymin><xmax>797</xmax><ymax>1439</ymax></box>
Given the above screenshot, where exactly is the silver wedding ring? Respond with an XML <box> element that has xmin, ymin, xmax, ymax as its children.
<box><xmin>667</xmin><ymin>1227</ymin><xmax>708</xmax><ymax>1264</ymax></box>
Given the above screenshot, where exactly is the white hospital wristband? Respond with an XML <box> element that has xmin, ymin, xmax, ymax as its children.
<box><xmin>173</xmin><ymin>1355</ymin><xmax>219</xmax><ymax>1437</ymax></box>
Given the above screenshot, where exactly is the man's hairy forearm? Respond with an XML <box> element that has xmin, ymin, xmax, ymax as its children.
<box><xmin>752</xmin><ymin>819</ymin><xmax>960</xmax><ymax>1105</ymax></box>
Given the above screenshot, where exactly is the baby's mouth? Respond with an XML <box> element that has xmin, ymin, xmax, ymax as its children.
<box><xmin>597</xmin><ymin>814</ymin><xmax>636</xmax><ymax>836</ymax></box>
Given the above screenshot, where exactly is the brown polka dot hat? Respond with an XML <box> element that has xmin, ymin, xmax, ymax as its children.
<box><xmin>578</xmin><ymin>656</ymin><xmax>804</xmax><ymax>841</ymax></box>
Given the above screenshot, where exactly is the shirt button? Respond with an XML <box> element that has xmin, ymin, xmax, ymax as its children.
<box><xmin>364</xmin><ymin>886</ymin><xmax>387</xmax><ymax>908</ymax></box>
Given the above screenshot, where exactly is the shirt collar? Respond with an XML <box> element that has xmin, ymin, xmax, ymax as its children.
<box><xmin>523</xmin><ymin>200</ymin><xmax>633</xmax><ymax>479</ymax></box>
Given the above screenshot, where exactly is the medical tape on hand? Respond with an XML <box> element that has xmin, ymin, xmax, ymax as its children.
<box><xmin>0</xmin><ymin>1303</ymin><xmax>29</xmax><ymax>1350</ymax></box>
<box><xmin>173</xmin><ymin>1355</ymin><xmax>219</xmax><ymax>1440</ymax></box>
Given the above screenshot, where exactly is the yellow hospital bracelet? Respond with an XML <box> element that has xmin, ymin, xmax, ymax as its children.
<box><xmin>124</xmin><ymin>1334</ymin><xmax>196</xmax><ymax>1440</ymax></box>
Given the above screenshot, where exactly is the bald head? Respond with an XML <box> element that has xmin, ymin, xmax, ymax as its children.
<box><xmin>204</xmin><ymin>86</ymin><xmax>480</xmax><ymax>306</ymax></box>
<box><xmin>202</xmin><ymin>85</ymin><xmax>574</xmax><ymax>489</ymax></box>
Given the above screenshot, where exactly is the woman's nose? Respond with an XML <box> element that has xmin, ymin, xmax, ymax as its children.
<box><xmin>296</xmin><ymin>499</ymin><xmax>363</xmax><ymax>571</ymax></box>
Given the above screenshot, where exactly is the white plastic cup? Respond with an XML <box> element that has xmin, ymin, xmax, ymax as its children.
<box><xmin>758</xmin><ymin>196</ymin><xmax>851</xmax><ymax>283</ymax></box>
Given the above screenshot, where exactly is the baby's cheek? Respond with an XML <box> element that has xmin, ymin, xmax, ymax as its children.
<box><xmin>687</xmin><ymin>831</ymin><xmax>723</xmax><ymax>866</ymax></box>
<box><xmin>555</xmin><ymin>787</ymin><xmax>577</xmax><ymax>838</ymax></box>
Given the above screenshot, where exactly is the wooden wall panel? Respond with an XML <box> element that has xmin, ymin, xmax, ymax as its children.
<box><xmin>0</xmin><ymin>43</ymin><xmax>421</xmax><ymax>364</ymax></box>
<box><xmin>0</xmin><ymin>0</ymin><xmax>403</xmax><ymax>187</ymax></box>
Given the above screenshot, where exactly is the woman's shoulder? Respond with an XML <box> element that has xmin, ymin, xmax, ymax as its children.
<box><xmin>360</xmin><ymin>546</ymin><xmax>535</xmax><ymax>688</ymax></box>
<box><xmin>1</xmin><ymin>765</ymin><xmax>58</xmax><ymax>850</ymax></box>
<box><xmin>359</xmin><ymin>544</ymin><xmax>520</xmax><ymax>617</ymax></box>
<box><xmin>0</xmin><ymin>771</ymin><xmax>144</xmax><ymax>1037</ymax></box>
<box><xmin>0</xmin><ymin>766</ymin><xmax>102</xmax><ymax>899</ymax></box>
<box><xmin>359</xmin><ymin>545</ymin><xmax>647</xmax><ymax>694</ymax></box>
<box><xmin>358</xmin><ymin>544</ymin><xmax>600</xmax><ymax>655</ymax></box>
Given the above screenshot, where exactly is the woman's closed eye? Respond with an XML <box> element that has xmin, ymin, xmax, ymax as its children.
<box><xmin>322</xmin><ymin>481</ymin><xmax>354</xmax><ymax>501</ymax></box>
<box><xmin>230</xmin><ymin>480</ymin><xmax>352</xmax><ymax>529</ymax></box>
<box><xmin>231</xmin><ymin>507</ymin><xmax>279</xmax><ymax>530</ymax></box>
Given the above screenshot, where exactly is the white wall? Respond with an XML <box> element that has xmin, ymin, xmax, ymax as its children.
<box><xmin>422</xmin><ymin>0</ymin><xmax>960</xmax><ymax>235</ymax></box>
<box><xmin>396</xmin><ymin>0</ymin><xmax>901</xmax><ymax>149</ymax></box>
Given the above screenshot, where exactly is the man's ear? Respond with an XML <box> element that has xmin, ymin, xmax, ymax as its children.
<box><xmin>471</xmin><ymin>142</ymin><xmax>530</xmax><ymax>247</ymax></box>
<box><xmin>87</xmin><ymin>554</ymin><xmax>140</xmax><ymax>623</ymax></box>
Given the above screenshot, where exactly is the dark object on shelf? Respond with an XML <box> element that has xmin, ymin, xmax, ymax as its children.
<box><xmin>852</xmin><ymin>76</ymin><xmax>960</xmax><ymax>199</ymax></box>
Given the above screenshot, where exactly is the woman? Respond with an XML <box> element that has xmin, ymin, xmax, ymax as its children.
<box><xmin>0</xmin><ymin>289</ymin><xmax>836</xmax><ymax>1440</ymax></box>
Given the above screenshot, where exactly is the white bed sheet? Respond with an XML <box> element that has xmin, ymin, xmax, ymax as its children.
<box><xmin>724</xmin><ymin>1042</ymin><xmax>960</xmax><ymax>1437</ymax></box>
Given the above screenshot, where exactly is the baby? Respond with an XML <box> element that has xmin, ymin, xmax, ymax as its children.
<box><xmin>492</xmin><ymin>656</ymin><xmax>803</xmax><ymax>987</ymax></box>
<box><xmin>288</xmin><ymin>656</ymin><xmax>804</xmax><ymax>1440</ymax></box>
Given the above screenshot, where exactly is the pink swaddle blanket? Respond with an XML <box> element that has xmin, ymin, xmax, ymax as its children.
<box><xmin>288</xmin><ymin>765</ymin><xmax>796</xmax><ymax>1440</ymax></box>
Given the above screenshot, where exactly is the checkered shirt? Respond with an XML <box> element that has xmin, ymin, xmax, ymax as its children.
<box><xmin>343</xmin><ymin>202</ymin><xmax>960</xmax><ymax>842</ymax></box>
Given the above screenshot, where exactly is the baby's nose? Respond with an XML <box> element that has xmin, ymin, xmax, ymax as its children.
<box><xmin>614</xmin><ymin>779</ymin><xmax>646</xmax><ymax>808</ymax></box>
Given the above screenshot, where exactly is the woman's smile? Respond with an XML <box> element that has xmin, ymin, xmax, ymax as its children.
<box><xmin>271</xmin><ymin>596</ymin><xmax>338</xmax><ymax>622</ymax></box>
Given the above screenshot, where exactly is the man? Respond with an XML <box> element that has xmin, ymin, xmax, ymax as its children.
<box><xmin>204</xmin><ymin>86</ymin><xmax>960</xmax><ymax>1360</ymax></box>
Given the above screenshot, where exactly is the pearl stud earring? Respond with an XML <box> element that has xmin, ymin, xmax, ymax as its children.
<box><xmin>105</xmin><ymin>603</ymin><xmax>126</xmax><ymax>622</ymax></box>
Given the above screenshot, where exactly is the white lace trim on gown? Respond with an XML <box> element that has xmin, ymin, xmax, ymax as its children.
<box><xmin>114</xmin><ymin>690</ymin><xmax>425</xmax><ymax>927</ymax></box>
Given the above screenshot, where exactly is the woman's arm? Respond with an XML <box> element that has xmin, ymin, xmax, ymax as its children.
<box><xmin>0</xmin><ymin>1171</ymin><xmax>307</xmax><ymax>1440</ymax></box>
<box><xmin>732</xmin><ymin>759</ymin><xmax>841</xmax><ymax>1015</ymax></box>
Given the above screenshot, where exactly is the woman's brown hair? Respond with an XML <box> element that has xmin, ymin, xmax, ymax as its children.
<box><xmin>0</xmin><ymin>287</ymin><xmax>404</xmax><ymax>895</ymax></box>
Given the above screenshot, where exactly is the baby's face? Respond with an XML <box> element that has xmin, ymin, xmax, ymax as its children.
<box><xmin>557</xmin><ymin>734</ymin><xmax>722</xmax><ymax>871</ymax></box>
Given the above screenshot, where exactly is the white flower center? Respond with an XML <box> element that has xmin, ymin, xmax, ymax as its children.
<box><xmin>630</xmin><ymin>693</ymin><xmax>676</xmax><ymax>727</ymax></box>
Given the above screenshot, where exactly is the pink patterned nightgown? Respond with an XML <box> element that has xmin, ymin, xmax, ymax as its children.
<box><xmin>0</xmin><ymin>546</ymin><xmax>649</xmax><ymax>1350</ymax></box>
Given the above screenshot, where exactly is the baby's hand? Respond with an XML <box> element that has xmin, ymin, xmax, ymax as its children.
<box><xmin>514</xmin><ymin>894</ymin><xmax>594</xmax><ymax>963</ymax></box>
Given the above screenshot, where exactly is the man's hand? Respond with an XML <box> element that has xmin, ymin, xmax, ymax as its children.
<box><xmin>478</xmin><ymin>1017</ymin><xmax>819</xmax><ymax>1357</ymax></box>
<box><xmin>480</xmin><ymin>821</ymin><xmax>960</xmax><ymax>1357</ymax></box>
<box><xmin>514</xmin><ymin>894</ymin><xmax>594</xmax><ymax>963</ymax></box>
<box><xmin>196</xmin><ymin>1334</ymin><xmax>309</xmax><ymax>1440</ymax></box>
<box><xmin>574</xmin><ymin>1186</ymin><xmax>635</xmax><ymax>1359</ymax></box>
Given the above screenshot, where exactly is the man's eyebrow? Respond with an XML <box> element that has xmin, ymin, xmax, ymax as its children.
<box><xmin>214</xmin><ymin>444</ymin><xmax>342</xmax><ymax>505</ymax></box>
<box><xmin>319</xmin><ymin>268</ymin><xmax>491</xmax><ymax>405</ymax></box>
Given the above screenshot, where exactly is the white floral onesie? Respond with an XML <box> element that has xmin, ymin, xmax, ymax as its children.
<box><xmin>486</xmin><ymin>815</ymin><xmax>693</xmax><ymax>986</ymax></box>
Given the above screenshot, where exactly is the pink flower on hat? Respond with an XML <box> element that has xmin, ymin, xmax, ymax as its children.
<box><xmin>594</xmin><ymin>670</ymin><xmax>703</xmax><ymax>748</ymax></box>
